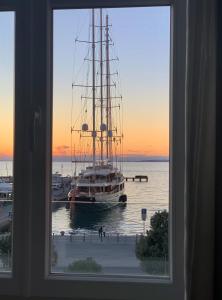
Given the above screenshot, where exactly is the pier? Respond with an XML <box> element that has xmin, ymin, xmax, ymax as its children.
<box><xmin>125</xmin><ymin>175</ymin><xmax>148</xmax><ymax>182</ymax></box>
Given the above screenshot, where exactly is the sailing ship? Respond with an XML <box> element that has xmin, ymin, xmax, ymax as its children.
<box><xmin>68</xmin><ymin>9</ymin><xmax>127</xmax><ymax>205</ymax></box>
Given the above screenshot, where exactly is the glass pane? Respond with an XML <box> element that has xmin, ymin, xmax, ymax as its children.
<box><xmin>51</xmin><ymin>7</ymin><xmax>170</xmax><ymax>277</ymax></box>
<box><xmin>0</xmin><ymin>12</ymin><xmax>14</xmax><ymax>272</ymax></box>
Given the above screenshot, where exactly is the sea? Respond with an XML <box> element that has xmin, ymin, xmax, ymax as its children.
<box><xmin>0</xmin><ymin>161</ymin><xmax>169</xmax><ymax>236</ymax></box>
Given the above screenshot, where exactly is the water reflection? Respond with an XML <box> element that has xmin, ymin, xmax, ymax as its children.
<box><xmin>51</xmin><ymin>201</ymin><xmax>66</xmax><ymax>213</ymax></box>
<box><xmin>68</xmin><ymin>202</ymin><xmax>127</xmax><ymax>232</ymax></box>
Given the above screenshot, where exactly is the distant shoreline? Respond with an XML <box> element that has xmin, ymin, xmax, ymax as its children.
<box><xmin>128</xmin><ymin>160</ymin><xmax>169</xmax><ymax>162</ymax></box>
<box><xmin>0</xmin><ymin>159</ymin><xmax>169</xmax><ymax>163</ymax></box>
<box><xmin>52</xmin><ymin>159</ymin><xmax>169</xmax><ymax>163</ymax></box>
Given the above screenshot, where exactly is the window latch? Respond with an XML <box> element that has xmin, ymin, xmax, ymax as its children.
<box><xmin>30</xmin><ymin>107</ymin><xmax>41</xmax><ymax>152</ymax></box>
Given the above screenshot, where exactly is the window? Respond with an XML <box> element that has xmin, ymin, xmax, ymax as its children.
<box><xmin>0</xmin><ymin>0</ymin><xmax>186</xmax><ymax>299</ymax></box>
<box><xmin>52</xmin><ymin>6</ymin><xmax>170</xmax><ymax>277</ymax></box>
<box><xmin>0</xmin><ymin>11</ymin><xmax>14</xmax><ymax>273</ymax></box>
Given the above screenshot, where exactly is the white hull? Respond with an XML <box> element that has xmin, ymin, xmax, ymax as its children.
<box><xmin>94</xmin><ymin>190</ymin><xmax>124</xmax><ymax>202</ymax></box>
<box><xmin>75</xmin><ymin>189</ymin><xmax>124</xmax><ymax>203</ymax></box>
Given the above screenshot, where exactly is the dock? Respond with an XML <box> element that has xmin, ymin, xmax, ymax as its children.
<box><xmin>125</xmin><ymin>175</ymin><xmax>148</xmax><ymax>182</ymax></box>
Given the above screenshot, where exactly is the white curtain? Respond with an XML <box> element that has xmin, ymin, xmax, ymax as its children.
<box><xmin>186</xmin><ymin>0</ymin><xmax>216</xmax><ymax>299</ymax></box>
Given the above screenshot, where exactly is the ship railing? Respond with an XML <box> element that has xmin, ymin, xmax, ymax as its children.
<box><xmin>77</xmin><ymin>178</ymin><xmax>123</xmax><ymax>184</ymax></box>
<box><xmin>78</xmin><ymin>179</ymin><xmax>106</xmax><ymax>183</ymax></box>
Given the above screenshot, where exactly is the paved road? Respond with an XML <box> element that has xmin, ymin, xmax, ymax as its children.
<box><xmin>52</xmin><ymin>234</ymin><xmax>146</xmax><ymax>274</ymax></box>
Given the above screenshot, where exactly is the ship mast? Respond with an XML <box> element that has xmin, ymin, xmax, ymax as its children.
<box><xmin>92</xmin><ymin>9</ymin><xmax>96</xmax><ymax>168</ymax></box>
<box><xmin>100</xmin><ymin>9</ymin><xmax>104</xmax><ymax>162</ymax></box>
<box><xmin>105</xmin><ymin>14</ymin><xmax>112</xmax><ymax>163</ymax></box>
<box><xmin>72</xmin><ymin>9</ymin><xmax>121</xmax><ymax>166</ymax></box>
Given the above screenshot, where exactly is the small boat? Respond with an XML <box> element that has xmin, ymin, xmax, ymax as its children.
<box><xmin>0</xmin><ymin>179</ymin><xmax>13</xmax><ymax>202</ymax></box>
<box><xmin>68</xmin><ymin>9</ymin><xmax>127</xmax><ymax>206</ymax></box>
<box><xmin>52</xmin><ymin>173</ymin><xmax>72</xmax><ymax>201</ymax></box>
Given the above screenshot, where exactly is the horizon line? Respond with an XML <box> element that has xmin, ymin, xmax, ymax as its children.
<box><xmin>0</xmin><ymin>154</ymin><xmax>169</xmax><ymax>162</ymax></box>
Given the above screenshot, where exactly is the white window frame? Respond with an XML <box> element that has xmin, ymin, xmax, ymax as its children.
<box><xmin>0</xmin><ymin>0</ymin><xmax>187</xmax><ymax>299</ymax></box>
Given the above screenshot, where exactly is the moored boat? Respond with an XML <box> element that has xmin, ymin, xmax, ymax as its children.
<box><xmin>0</xmin><ymin>179</ymin><xmax>13</xmax><ymax>202</ymax></box>
<box><xmin>52</xmin><ymin>173</ymin><xmax>72</xmax><ymax>201</ymax></box>
<box><xmin>69</xmin><ymin>163</ymin><xmax>126</xmax><ymax>204</ymax></box>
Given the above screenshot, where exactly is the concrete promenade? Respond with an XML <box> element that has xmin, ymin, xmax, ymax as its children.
<box><xmin>52</xmin><ymin>234</ymin><xmax>146</xmax><ymax>274</ymax></box>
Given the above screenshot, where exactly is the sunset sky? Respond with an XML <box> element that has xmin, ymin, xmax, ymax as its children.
<box><xmin>0</xmin><ymin>12</ymin><xmax>14</xmax><ymax>159</ymax></box>
<box><xmin>53</xmin><ymin>7</ymin><xmax>170</xmax><ymax>158</ymax></box>
<box><xmin>0</xmin><ymin>7</ymin><xmax>170</xmax><ymax>160</ymax></box>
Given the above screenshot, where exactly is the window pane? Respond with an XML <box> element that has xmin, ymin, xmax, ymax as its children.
<box><xmin>51</xmin><ymin>7</ymin><xmax>170</xmax><ymax>277</ymax></box>
<box><xmin>0</xmin><ymin>12</ymin><xmax>14</xmax><ymax>272</ymax></box>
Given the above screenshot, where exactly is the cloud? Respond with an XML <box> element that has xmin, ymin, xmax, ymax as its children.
<box><xmin>56</xmin><ymin>145</ymin><xmax>69</xmax><ymax>150</ymax></box>
<box><xmin>54</xmin><ymin>145</ymin><xmax>70</xmax><ymax>156</ymax></box>
<box><xmin>125</xmin><ymin>148</ymin><xmax>152</xmax><ymax>155</ymax></box>
<box><xmin>126</xmin><ymin>149</ymin><xmax>140</xmax><ymax>153</ymax></box>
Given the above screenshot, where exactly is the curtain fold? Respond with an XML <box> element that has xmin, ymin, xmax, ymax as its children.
<box><xmin>186</xmin><ymin>0</ymin><xmax>216</xmax><ymax>299</ymax></box>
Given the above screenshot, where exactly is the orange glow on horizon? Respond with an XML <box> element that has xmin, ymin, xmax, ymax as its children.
<box><xmin>0</xmin><ymin>141</ymin><xmax>169</xmax><ymax>158</ymax></box>
<box><xmin>52</xmin><ymin>122</ymin><xmax>169</xmax><ymax>157</ymax></box>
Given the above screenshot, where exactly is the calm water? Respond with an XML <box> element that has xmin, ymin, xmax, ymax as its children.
<box><xmin>52</xmin><ymin>161</ymin><xmax>169</xmax><ymax>235</ymax></box>
<box><xmin>0</xmin><ymin>161</ymin><xmax>169</xmax><ymax>236</ymax></box>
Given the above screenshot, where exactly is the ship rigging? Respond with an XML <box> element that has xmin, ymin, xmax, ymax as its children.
<box><xmin>68</xmin><ymin>8</ymin><xmax>126</xmax><ymax>205</ymax></box>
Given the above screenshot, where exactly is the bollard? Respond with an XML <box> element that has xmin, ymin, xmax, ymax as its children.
<box><xmin>52</xmin><ymin>232</ymin><xmax>55</xmax><ymax>239</ymax></box>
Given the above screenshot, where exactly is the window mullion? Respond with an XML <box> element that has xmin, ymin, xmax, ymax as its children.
<box><xmin>27</xmin><ymin>0</ymin><xmax>52</xmax><ymax>296</ymax></box>
<box><xmin>13</xmin><ymin>0</ymin><xmax>35</xmax><ymax>296</ymax></box>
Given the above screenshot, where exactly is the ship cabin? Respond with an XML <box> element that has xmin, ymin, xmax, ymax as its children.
<box><xmin>77</xmin><ymin>182</ymin><xmax>125</xmax><ymax>195</ymax></box>
<box><xmin>76</xmin><ymin>165</ymin><xmax>125</xmax><ymax>195</ymax></box>
<box><xmin>78</xmin><ymin>173</ymin><xmax>123</xmax><ymax>184</ymax></box>
<box><xmin>78</xmin><ymin>166</ymin><xmax>124</xmax><ymax>183</ymax></box>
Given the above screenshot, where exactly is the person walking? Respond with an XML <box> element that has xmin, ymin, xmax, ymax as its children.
<box><xmin>98</xmin><ymin>226</ymin><xmax>103</xmax><ymax>239</ymax></box>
